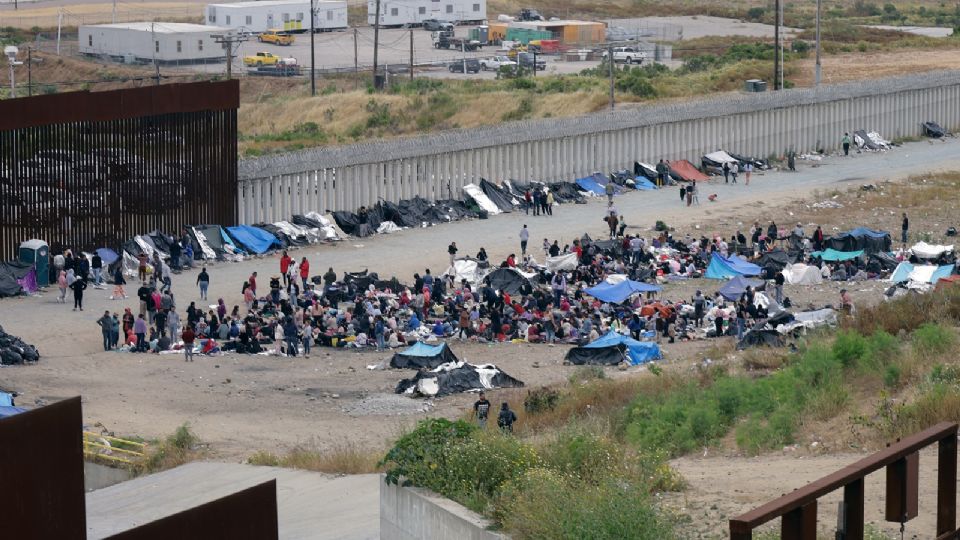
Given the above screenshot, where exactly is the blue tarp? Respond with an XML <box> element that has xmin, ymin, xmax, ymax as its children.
<box><xmin>96</xmin><ymin>248</ymin><xmax>119</xmax><ymax>265</ymax></box>
<box><xmin>0</xmin><ymin>391</ymin><xmax>12</xmax><ymax>407</ymax></box>
<box><xmin>399</xmin><ymin>342</ymin><xmax>448</xmax><ymax>357</ymax></box>
<box><xmin>810</xmin><ymin>248</ymin><xmax>864</xmax><ymax>261</ymax></box>
<box><xmin>576</xmin><ymin>173</ymin><xmax>623</xmax><ymax>196</ymax></box>
<box><xmin>226</xmin><ymin>225</ymin><xmax>281</xmax><ymax>254</ymax></box>
<box><xmin>891</xmin><ymin>262</ymin><xmax>955</xmax><ymax>284</ymax></box>
<box><xmin>932</xmin><ymin>265</ymin><xmax>955</xmax><ymax>284</ymax></box>
<box><xmin>705</xmin><ymin>253</ymin><xmax>762</xmax><ymax>279</ymax></box>
<box><xmin>718</xmin><ymin>275</ymin><xmax>766</xmax><ymax>301</ymax></box>
<box><xmin>584</xmin><ymin>330</ymin><xmax>662</xmax><ymax>365</ymax></box>
<box><xmin>848</xmin><ymin>227</ymin><xmax>889</xmax><ymax>238</ymax></box>
<box><xmin>633</xmin><ymin>177</ymin><xmax>657</xmax><ymax>190</ymax></box>
<box><xmin>585</xmin><ymin>280</ymin><xmax>661</xmax><ymax>303</ymax></box>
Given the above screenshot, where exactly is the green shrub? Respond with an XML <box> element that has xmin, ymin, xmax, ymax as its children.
<box><xmin>442</xmin><ymin>432</ymin><xmax>540</xmax><ymax>510</ymax></box>
<box><xmin>539</xmin><ymin>428</ymin><xmax>622</xmax><ymax>484</ymax></box>
<box><xmin>746</xmin><ymin>7</ymin><xmax>766</xmax><ymax>21</ymax></box>
<box><xmin>524</xmin><ymin>387</ymin><xmax>560</xmax><ymax>413</ymax></box>
<box><xmin>379</xmin><ymin>418</ymin><xmax>475</xmax><ymax>488</ymax></box>
<box><xmin>833</xmin><ymin>330</ymin><xmax>868</xmax><ymax>368</ymax></box>
<box><xmin>930</xmin><ymin>364</ymin><xmax>960</xmax><ymax>384</ymax></box>
<box><xmin>861</xmin><ymin>330</ymin><xmax>900</xmax><ymax>371</ymax></box>
<box><xmin>884</xmin><ymin>364</ymin><xmax>902</xmax><ymax>388</ymax></box>
<box><xmin>569</xmin><ymin>365</ymin><xmax>606</xmax><ymax>384</ymax></box>
<box><xmin>912</xmin><ymin>323</ymin><xmax>956</xmax><ymax>355</ymax></box>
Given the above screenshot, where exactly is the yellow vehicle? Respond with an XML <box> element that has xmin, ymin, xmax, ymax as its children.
<box><xmin>243</xmin><ymin>51</ymin><xmax>281</xmax><ymax>66</ymax></box>
<box><xmin>258</xmin><ymin>29</ymin><xmax>294</xmax><ymax>46</ymax></box>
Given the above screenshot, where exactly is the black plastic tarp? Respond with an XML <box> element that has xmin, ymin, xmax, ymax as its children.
<box><xmin>728</xmin><ymin>152</ymin><xmax>769</xmax><ymax>170</ymax></box>
<box><xmin>254</xmin><ymin>224</ymin><xmax>295</xmax><ymax>247</ymax></box>
<box><xmin>759</xmin><ymin>249</ymin><xmax>791</xmax><ymax>271</ymax></box>
<box><xmin>824</xmin><ymin>228</ymin><xmax>891</xmax><ymax>254</ymax></box>
<box><xmin>479</xmin><ymin>179</ymin><xmax>515</xmax><ymax>213</ymax></box>
<box><xmin>0</xmin><ymin>272</ymin><xmax>23</xmax><ymax>298</ymax></box>
<box><xmin>565</xmin><ymin>345</ymin><xmax>625</xmax><ymax>365</ymax></box>
<box><xmin>395</xmin><ymin>362</ymin><xmax>524</xmax><ymax>396</ymax></box>
<box><xmin>869</xmin><ymin>252</ymin><xmax>900</xmax><ymax>272</ymax></box>
<box><xmin>634</xmin><ymin>162</ymin><xmax>658</xmax><ymax>180</ymax></box>
<box><xmin>0</xmin><ymin>324</ymin><xmax>40</xmax><ymax>364</ymax></box>
<box><xmin>485</xmin><ymin>268</ymin><xmax>531</xmax><ymax>295</ymax></box>
<box><xmin>389</xmin><ymin>342</ymin><xmax>460</xmax><ymax>369</ymax></box>
<box><xmin>923</xmin><ymin>121</ymin><xmax>946</xmax><ymax>138</ymax></box>
<box><xmin>332</xmin><ymin>211</ymin><xmax>375</xmax><ymax>237</ymax></box>
<box><xmin>737</xmin><ymin>328</ymin><xmax>785</xmax><ymax>349</ymax></box>
<box><xmin>547</xmin><ymin>182</ymin><xmax>585</xmax><ymax>203</ymax></box>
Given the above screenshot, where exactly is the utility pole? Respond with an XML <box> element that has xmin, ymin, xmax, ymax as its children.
<box><xmin>532</xmin><ymin>50</ymin><xmax>537</xmax><ymax>77</ymax></box>
<box><xmin>815</xmin><ymin>0</ymin><xmax>822</xmax><ymax>87</ymax></box>
<box><xmin>372</xmin><ymin>0</ymin><xmax>382</xmax><ymax>89</ymax></box>
<box><xmin>152</xmin><ymin>22</ymin><xmax>160</xmax><ymax>86</ymax></box>
<box><xmin>409</xmin><ymin>29</ymin><xmax>413</xmax><ymax>80</ymax></box>
<box><xmin>112</xmin><ymin>0</ymin><xmax>117</xmax><ymax>24</ymax></box>
<box><xmin>607</xmin><ymin>44</ymin><xmax>614</xmax><ymax>109</ymax></box>
<box><xmin>461</xmin><ymin>40</ymin><xmax>466</xmax><ymax>75</ymax></box>
<box><xmin>353</xmin><ymin>28</ymin><xmax>358</xmax><ymax>76</ymax></box>
<box><xmin>212</xmin><ymin>32</ymin><xmax>247</xmax><ymax>80</ymax></box>
<box><xmin>310</xmin><ymin>0</ymin><xmax>316</xmax><ymax>96</ymax></box>
<box><xmin>773</xmin><ymin>0</ymin><xmax>780</xmax><ymax>90</ymax></box>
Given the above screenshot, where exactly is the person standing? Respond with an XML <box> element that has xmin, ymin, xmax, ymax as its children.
<box><xmin>197</xmin><ymin>266</ymin><xmax>210</xmax><ymax>300</ymax></box>
<box><xmin>730</xmin><ymin>161</ymin><xmax>739</xmax><ymax>184</ymax></box>
<box><xmin>744</xmin><ymin>161</ymin><xmax>753</xmax><ymax>185</ymax></box>
<box><xmin>519</xmin><ymin>225</ymin><xmax>529</xmax><ymax>257</ymax></box>
<box><xmin>551</xmin><ymin>272</ymin><xmax>566</xmax><ymax>307</ymax></box>
<box><xmin>109</xmin><ymin>312</ymin><xmax>121</xmax><ymax>349</ymax></box>
<box><xmin>605</xmin><ymin>182</ymin><xmax>615</xmax><ymax>204</ymax></box>
<box><xmin>248</xmin><ymin>271</ymin><xmax>258</xmax><ymax>296</ymax></box>
<box><xmin>57</xmin><ymin>270</ymin><xmax>68</xmax><ymax>303</ymax></box>
<box><xmin>137</xmin><ymin>252</ymin><xmax>148</xmax><ymax>283</ymax></box>
<box><xmin>842</xmin><ymin>132</ymin><xmax>851</xmax><ymax>156</ymax></box>
<box><xmin>497</xmin><ymin>402</ymin><xmax>517</xmax><ymax>433</ymax></box>
<box><xmin>655</xmin><ymin>159</ymin><xmax>668</xmax><ymax>187</ymax></box>
<box><xmin>70</xmin><ymin>275</ymin><xmax>87</xmax><ymax>311</ymax></box>
<box><xmin>299</xmin><ymin>257</ymin><xmax>310</xmax><ymax>290</ymax></box>
<box><xmin>722</xmin><ymin>161</ymin><xmax>730</xmax><ymax>183</ymax></box>
<box><xmin>280</xmin><ymin>251</ymin><xmax>293</xmax><ymax>288</ymax></box>
<box><xmin>680</xmin><ymin>184</ymin><xmax>686</xmax><ymax>203</ymax></box>
<box><xmin>167</xmin><ymin>308</ymin><xmax>180</xmax><ymax>339</ymax></box>
<box><xmin>97</xmin><ymin>311</ymin><xmax>113</xmax><ymax>351</ymax></box>
<box><xmin>284</xmin><ymin>317</ymin><xmax>299</xmax><ymax>357</ymax></box>
<box><xmin>523</xmin><ymin>189</ymin><xmax>532</xmax><ymax>215</ymax></box>
<box><xmin>774</xmin><ymin>271</ymin><xmax>785</xmax><ymax>304</ymax></box>
<box><xmin>532</xmin><ymin>189</ymin><xmax>541</xmax><ymax>216</ymax></box>
<box><xmin>91</xmin><ymin>252</ymin><xmax>103</xmax><ymax>288</ymax></box>
<box><xmin>374</xmin><ymin>316</ymin><xmax>386</xmax><ymax>351</ymax></box>
<box><xmin>302</xmin><ymin>319</ymin><xmax>313</xmax><ymax>358</ymax></box>
<box><xmin>111</xmin><ymin>266</ymin><xmax>127</xmax><ymax>300</ymax></box>
<box><xmin>813</xmin><ymin>225</ymin><xmax>825</xmax><ymax>252</ymax></box>
<box><xmin>448</xmin><ymin>242</ymin><xmax>458</xmax><ymax>266</ymax></box>
<box><xmin>181</xmin><ymin>325</ymin><xmax>196</xmax><ymax>362</ymax></box>
<box><xmin>901</xmin><ymin>213</ymin><xmax>909</xmax><ymax>244</ymax></box>
<box><xmin>472</xmin><ymin>392</ymin><xmax>491</xmax><ymax>428</ymax></box>
<box><xmin>134</xmin><ymin>314</ymin><xmax>148</xmax><ymax>352</ymax></box>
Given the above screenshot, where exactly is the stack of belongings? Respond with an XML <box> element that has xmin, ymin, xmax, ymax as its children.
<box><xmin>292</xmin><ymin>212</ymin><xmax>343</xmax><ymax>241</ymax></box>
<box><xmin>853</xmin><ymin>129</ymin><xmax>891</xmax><ymax>151</ymax></box>
<box><xmin>727</xmin><ymin>152</ymin><xmax>770</xmax><ymax>170</ymax></box>
<box><xmin>0</xmin><ymin>324</ymin><xmax>40</xmax><ymax>365</ymax></box>
<box><xmin>390</xmin><ymin>342</ymin><xmax>523</xmax><ymax>397</ymax></box>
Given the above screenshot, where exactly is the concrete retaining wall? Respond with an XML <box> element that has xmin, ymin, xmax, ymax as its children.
<box><xmin>84</xmin><ymin>461</ymin><xmax>133</xmax><ymax>492</ymax></box>
<box><xmin>380</xmin><ymin>476</ymin><xmax>508</xmax><ymax>540</ymax></box>
<box><xmin>237</xmin><ymin>71</ymin><xmax>960</xmax><ymax>224</ymax></box>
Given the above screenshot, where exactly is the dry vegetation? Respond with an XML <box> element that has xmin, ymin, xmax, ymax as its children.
<box><xmin>248</xmin><ymin>443</ymin><xmax>384</xmax><ymax>474</ymax></box>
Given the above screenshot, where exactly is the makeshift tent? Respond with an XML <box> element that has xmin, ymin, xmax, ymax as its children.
<box><xmin>96</xmin><ymin>248</ymin><xmax>120</xmax><ymax>265</ymax></box>
<box><xmin>810</xmin><ymin>248</ymin><xmax>864</xmax><ymax>262</ymax></box>
<box><xmin>331</xmin><ymin>211</ymin><xmax>374</xmax><ymax>237</ymax></box>
<box><xmin>737</xmin><ymin>327</ymin><xmax>786</xmax><ymax>349</ymax></box>
<box><xmin>292</xmin><ymin>212</ymin><xmax>342</xmax><ymax>241</ymax></box>
<box><xmin>634</xmin><ymin>162</ymin><xmax>658</xmax><ymax>181</ymax></box>
<box><xmin>758</xmin><ymin>249</ymin><xmax>791</xmax><ymax>271</ymax></box>
<box><xmin>701</xmin><ymin>150</ymin><xmax>739</xmax><ymax>175</ymax></box>
<box><xmin>923</xmin><ymin>121</ymin><xmax>947</xmax><ymax>138</ymax></box>
<box><xmin>891</xmin><ymin>262</ymin><xmax>955</xmax><ymax>285</ymax></box>
<box><xmin>0</xmin><ymin>261</ymin><xmax>37</xmax><ymax>295</ymax></box>
<box><xmin>226</xmin><ymin>225</ymin><xmax>281</xmax><ymax>254</ymax></box>
<box><xmin>727</xmin><ymin>152</ymin><xmax>769</xmax><ymax>170</ymax></box>
<box><xmin>253</xmin><ymin>224</ymin><xmax>295</xmax><ymax>247</ymax></box>
<box><xmin>868</xmin><ymin>252</ymin><xmax>900</xmax><ymax>272</ymax></box>
<box><xmin>0</xmin><ymin>325</ymin><xmax>40</xmax><ymax>365</ymax></box>
<box><xmin>584</xmin><ymin>280</ymin><xmax>661</xmax><ymax>303</ymax></box>
<box><xmin>485</xmin><ymin>268</ymin><xmax>534</xmax><ymax>295</ymax></box>
<box><xmin>565</xmin><ymin>331</ymin><xmax>662</xmax><ymax>366</ymax></box>
<box><xmin>853</xmin><ymin>129</ymin><xmax>891</xmax><ymax>151</ymax></box>
<box><xmin>395</xmin><ymin>362</ymin><xmax>524</xmax><ymax>397</ymax></box>
<box><xmin>0</xmin><ymin>270</ymin><xmax>23</xmax><ymax>298</ymax></box>
<box><xmin>783</xmin><ymin>263</ymin><xmax>823</xmax><ymax>285</ymax></box>
<box><xmin>479</xmin><ymin>179</ymin><xmax>516</xmax><ymax>212</ymax></box>
<box><xmin>910</xmin><ymin>241</ymin><xmax>954</xmax><ymax>259</ymax></box>
<box><xmin>0</xmin><ymin>406</ymin><xmax>25</xmax><ymax>418</ymax></box>
<box><xmin>463</xmin><ymin>183</ymin><xmax>502</xmax><ymax>215</ymax></box>
<box><xmin>667</xmin><ymin>160</ymin><xmax>710</xmax><ymax>182</ymax></box>
<box><xmin>546</xmin><ymin>182</ymin><xmax>585</xmax><ymax>203</ymax></box>
<box><xmin>273</xmin><ymin>221</ymin><xmax>322</xmax><ymax>245</ymax></box>
<box><xmin>545</xmin><ymin>253</ymin><xmax>578</xmax><ymax>272</ymax></box>
<box><xmin>824</xmin><ymin>228</ymin><xmax>891</xmax><ymax>254</ymax></box>
<box><xmin>389</xmin><ymin>342</ymin><xmax>460</xmax><ymax>369</ymax></box>
<box><xmin>705</xmin><ymin>253</ymin><xmax>762</xmax><ymax>279</ymax></box>
<box><xmin>446</xmin><ymin>259</ymin><xmax>485</xmax><ymax>284</ymax></box>
<box><xmin>718</xmin><ymin>275</ymin><xmax>766</xmax><ymax>301</ymax></box>
<box><xmin>575</xmin><ymin>173</ymin><xmax>613</xmax><ymax>196</ymax></box>
<box><xmin>633</xmin><ymin>177</ymin><xmax>657</xmax><ymax>190</ymax></box>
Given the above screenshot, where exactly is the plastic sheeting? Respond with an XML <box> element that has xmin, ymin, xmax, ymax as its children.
<box><xmin>463</xmin><ymin>183</ymin><xmax>502</xmax><ymax>215</ymax></box>
<box><xmin>485</xmin><ymin>268</ymin><xmax>533</xmax><ymax>295</ymax></box>
<box><xmin>479</xmin><ymin>179</ymin><xmax>516</xmax><ymax>212</ymax></box>
<box><xmin>705</xmin><ymin>253</ymin><xmax>762</xmax><ymax>279</ymax></box>
<box><xmin>910</xmin><ymin>241</ymin><xmax>954</xmax><ymax>259</ymax></box>
<box><xmin>891</xmin><ymin>262</ymin><xmax>955</xmax><ymax>284</ymax></box>
<box><xmin>389</xmin><ymin>342</ymin><xmax>460</xmax><ymax>369</ymax></box>
<box><xmin>566</xmin><ymin>330</ymin><xmax>661</xmax><ymax>366</ymax></box>
<box><xmin>546</xmin><ymin>253</ymin><xmax>578</xmax><ymax>272</ymax></box>
<box><xmin>226</xmin><ymin>225</ymin><xmax>281</xmax><ymax>254</ymax></box>
<box><xmin>667</xmin><ymin>160</ymin><xmax>710</xmax><ymax>182</ymax></box>
<box><xmin>811</xmin><ymin>248</ymin><xmax>864</xmax><ymax>261</ymax></box>
<box><xmin>718</xmin><ymin>275</ymin><xmax>766</xmax><ymax>301</ymax></box>
<box><xmin>825</xmin><ymin>228</ymin><xmax>891</xmax><ymax>254</ymax></box>
<box><xmin>446</xmin><ymin>259</ymin><xmax>485</xmax><ymax>284</ymax></box>
<box><xmin>395</xmin><ymin>361</ymin><xmax>524</xmax><ymax>396</ymax></box>
<box><xmin>783</xmin><ymin>263</ymin><xmax>823</xmax><ymax>285</ymax></box>
<box><xmin>585</xmin><ymin>279</ymin><xmax>661</xmax><ymax>303</ymax></box>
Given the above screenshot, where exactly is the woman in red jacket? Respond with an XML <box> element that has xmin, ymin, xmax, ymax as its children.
<box><xmin>299</xmin><ymin>257</ymin><xmax>310</xmax><ymax>290</ymax></box>
<box><xmin>280</xmin><ymin>251</ymin><xmax>292</xmax><ymax>287</ymax></box>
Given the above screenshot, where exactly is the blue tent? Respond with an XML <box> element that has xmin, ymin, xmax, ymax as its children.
<box><xmin>575</xmin><ymin>174</ymin><xmax>606</xmax><ymax>195</ymax></box>
<box><xmin>705</xmin><ymin>253</ymin><xmax>762</xmax><ymax>279</ymax></box>
<box><xmin>585</xmin><ymin>280</ymin><xmax>661</xmax><ymax>303</ymax></box>
<box><xmin>810</xmin><ymin>248</ymin><xmax>864</xmax><ymax>261</ymax></box>
<box><xmin>583</xmin><ymin>330</ymin><xmax>662</xmax><ymax>365</ymax></box>
<box><xmin>226</xmin><ymin>225</ymin><xmax>281</xmax><ymax>254</ymax></box>
<box><xmin>718</xmin><ymin>275</ymin><xmax>766</xmax><ymax>301</ymax></box>
<box><xmin>0</xmin><ymin>406</ymin><xmax>25</xmax><ymax>418</ymax></box>
<box><xmin>389</xmin><ymin>342</ymin><xmax>459</xmax><ymax>369</ymax></box>
<box><xmin>633</xmin><ymin>177</ymin><xmax>657</xmax><ymax>190</ymax></box>
<box><xmin>95</xmin><ymin>248</ymin><xmax>120</xmax><ymax>265</ymax></box>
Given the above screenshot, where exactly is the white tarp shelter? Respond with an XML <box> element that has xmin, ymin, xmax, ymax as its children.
<box><xmin>783</xmin><ymin>263</ymin><xmax>823</xmax><ymax>285</ymax></box>
<box><xmin>909</xmin><ymin>241</ymin><xmax>954</xmax><ymax>259</ymax></box>
<box><xmin>546</xmin><ymin>253</ymin><xmax>578</xmax><ymax>272</ymax></box>
<box><xmin>463</xmin><ymin>183</ymin><xmax>501</xmax><ymax>215</ymax></box>
<box><xmin>703</xmin><ymin>150</ymin><xmax>739</xmax><ymax>164</ymax></box>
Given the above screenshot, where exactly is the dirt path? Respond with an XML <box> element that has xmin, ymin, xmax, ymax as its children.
<box><xmin>1</xmin><ymin>138</ymin><xmax>959</xmax><ymax>461</ymax></box>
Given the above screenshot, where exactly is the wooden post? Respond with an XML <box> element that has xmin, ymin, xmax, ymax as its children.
<box><xmin>938</xmin><ymin>435</ymin><xmax>958</xmax><ymax>535</ymax></box>
<box><xmin>885</xmin><ymin>452</ymin><xmax>919</xmax><ymax>523</ymax></box>
<box><xmin>781</xmin><ymin>500</ymin><xmax>817</xmax><ymax>540</ymax></box>
<box><xmin>843</xmin><ymin>479</ymin><xmax>865</xmax><ymax>540</ymax></box>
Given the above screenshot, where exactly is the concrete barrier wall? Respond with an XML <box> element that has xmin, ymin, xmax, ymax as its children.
<box><xmin>237</xmin><ymin>71</ymin><xmax>960</xmax><ymax>224</ymax></box>
<box><xmin>380</xmin><ymin>476</ymin><xmax>508</xmax><ymax>540</ymax></box>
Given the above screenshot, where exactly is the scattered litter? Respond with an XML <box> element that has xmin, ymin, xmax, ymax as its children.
<box><xmin>812</xmin><ymin>200</ymin><xmax>844</xmax><ymax>209</ymax></box>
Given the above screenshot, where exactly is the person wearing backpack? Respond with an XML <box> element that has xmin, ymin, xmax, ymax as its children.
<box><xmin>497</xmin><ymin>402</ymin><xmax>517</xmax><ymax>433</ymax></box>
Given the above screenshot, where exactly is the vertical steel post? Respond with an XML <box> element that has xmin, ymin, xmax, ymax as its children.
<box><xmin>773</xmin><ymin>0</ymin><xmax>780</xmax><ymax>90</ymax></box>
<box><xmin>842</xmin><ymin>478</ymin><xmax>865</xmax><ymax>540</ymax></box>
<box><xmin>310</xmin><ymin>0</ymin><xmax>316</xmax><ymax>96</ymax></box>
<box><xmin>938</xmin><ymin>434</ymin><xmax>958</xmax><ymax>536</ymax></box>
<box><xmin>608</xmin><ymin>44</ymin><xmax>614</xmax><ymax>110</ymax></box>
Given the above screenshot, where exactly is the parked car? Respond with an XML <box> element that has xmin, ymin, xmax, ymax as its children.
<box><xmin>517</xmin><ymin>52</ymin><xmax>546</xmax><ymax>71</ymax></box>
<box><xmin>422</xmin><ymin>19</ymin><xmax>453</xmax><ymax>31</ymax></box>
<box><xmin>479</xmin><ymin>55</ymin><xmax>516</xmax><ymax>71</ymax></box>
<box><xmin>448</xmin><ymin>58</ymin><xmax>481</xmax><ymax>73</ymax></box>
<box><xmin>601</xmin><ymin>46</ymin><xmax>646</xmax><ymax>65</ymax></box>
<box><xmin>243</xmin><ymin>51</ymin><xmax>281</xmax><ymax>66</ymax></box>
<box><xmin>258</xmin><ymin>29</ymin><xmax>294</xmax><ymax>46</ymax></box>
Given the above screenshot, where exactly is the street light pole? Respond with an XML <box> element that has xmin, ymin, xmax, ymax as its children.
<box><xmin>310</xmin><ymin>0</ymin><xmax>316</xmax><ymax>96</ymax></box>
<box><xmin>815</xmin><ymin>0</ymin><xmax>822</xmax><ymax>87</ymax></box>
<box><xmin>607</xmin><ymin>44</ymin><xmax>614</xmax><ymax>110</ymax></box>
<box><xmin>372</xmin><ymin>0</ymin><xmax>382</xmax><ymax>89</ymax></box>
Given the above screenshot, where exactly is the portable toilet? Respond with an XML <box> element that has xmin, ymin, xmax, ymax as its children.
<box><xmin>19</xmin><ymin>239</ymin><xmax>49</xmax><ymax>287</ymax></box>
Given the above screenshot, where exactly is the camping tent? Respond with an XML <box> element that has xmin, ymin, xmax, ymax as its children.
<box><xmin>702</xmin><ymin>150</ymin><xmax>739</xmax><ymax>175</ymax></box>
<box><xmin>667</xmin><ymin>160</ymin><xmax>710</xmax><ymax>182</ymax></box>
<box><xmin>782</xmin><ymin>263</ymin><xmax>823</xmax><ymax>285</ymax></box>
<box><xmin>718</xmin><ymin>275</ymin><xmax>766</xmax><ymax>301</ymax></box>
<box><xmin>463</xmin><ymin>183</ymin><xmax>502</xmax><ymax>215</ymax></box>
<box><xmin>485</xmin><ymin>268</ymin><xmax>534</xmax><ymax>295</ymax></box>
<box><xmin>576</xmin><ymin>173</ymin><xmax>622</xmax><ymax>196</ymax></box>
<box><xmin>825</xmin><ymin>228</ymin><xmax>891</xmax><ymax>254</ymax></box>
<box><xmin>226</xmin><ymin>225</ymin><xmax>281</xmax><ymax>254</ymax></box>
<box><xmin>395</xmin><ymin>362</ymin><xmax>524</xmax><ymax>397</ymax></box>
<box><xmin>584</xmin><ymin>280</ymin><xmax>661</xmax><ymax>303</ymax></box>
<box><xmin>890</xmin><ymin>262</ymin><xmax>955</xmax><ymax>285</ymax></box>
<box><xmin>565</xmin><ymin>331</ymin><xmax>661</xmax><ymax>366</ymax></box>
<box><xmin>389</xmin><ymin>342</ymin><xmax>460</xmax><ymax>369</ymax></box>
<box><xmin>634</xmin><ymin>162</ymin><xmax>658</xmax><ymax>181</ymax></box>
<box><xmin>705</xmin><ymin>253</ymin><xmax>762</xmax><ymax>279</ymax></box>
<box><xmin>910</xmin><ymin>242</ymin><xmax>954</xmax><ymax>259</ymax></box>
<box><xmin>810</xmin><ymin>248</ymin><xmax>864</xmax><ymax>262</ymax></box>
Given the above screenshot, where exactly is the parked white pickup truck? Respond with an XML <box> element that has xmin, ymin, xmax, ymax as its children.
<box><xmin>479</xmin><ymin>55</ymin><xmax>517</xmax><ymax>71</ymax></box>
<box><xmin>601</xmin><ymin>46</ymin><xmax>646</xmax><ymax>65</ymax></box>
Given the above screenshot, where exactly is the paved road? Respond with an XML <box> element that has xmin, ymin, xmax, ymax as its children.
<box><xmin>86</xmin><ymin>462</ymin><xmax>380</xmax><ymax>539</ymax></box>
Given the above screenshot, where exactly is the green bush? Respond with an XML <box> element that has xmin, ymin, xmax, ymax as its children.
<box><xmin>524</xmin><ymin>387</ymin><xmax>560</xmax><ymax>413</ymax></box>
<box><xmin>539</xmin><ymin>428</ymin><xmax>623</xmax><ymax>484</ymax></box>
<box><xmin>379</xmin><ymin>418</ymin><xmax>475</xmax><ymax>488</ymax></box>
<box><xmin>442</xmin><ymin>432</ymin><xmax>540</xmax><ymax>510</ymax></box>
<box><xmin>746</xmin><ymin>7</ymin><xmax>766</xmax><ymax>21</ymax></box>
<box><xmin>861</xmin><ymin>330</ymin><xmax>900</xmax><ymax>371</ymax></box>
<box><xmin>912</xmin><ymin>323</ymin><xmax>956</xmax><ymax>355</ymax></box>
<box><xmin>569</xmin><ymin>365</ymin><xmax>606</xmax><ymax>384</ymax></box>
<box><xmin>884</xmin><ymin>364</ymin><xmax>902</xmax><ymax>388</ymax></box>
<box><xmin>833</xmin><ymin>330</ymin><xmax>868</xmax><ymax>368</ymax></box>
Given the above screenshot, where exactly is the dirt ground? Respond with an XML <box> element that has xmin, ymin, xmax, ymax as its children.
<box><xmin>793</xmin><ymin>48</ymin><xmax>960</xmax><ymax>87</ymax></box>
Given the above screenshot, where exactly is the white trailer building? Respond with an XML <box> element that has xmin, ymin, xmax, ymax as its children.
<box><xmin>79</xmin><ymin>22</ymin><xmax>229</xmax><ymax>65</ymax></box>
<box><xmin>205</xmin><ymin>0</ymin><xmax>348</xmax><ymax>33</ymax></box>
<box><xmin>368</xmin><ymin>0</ymin><xmax>485</xmax><ymax>27</ymax></box>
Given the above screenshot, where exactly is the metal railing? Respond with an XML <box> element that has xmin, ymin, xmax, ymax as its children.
<box><xmin>82</xmin><ymin>431</ymin><xmax>147</xmax><ymax>465</ymax></box>
<box><xmin>729</xmin><ymin>422</ymin><xmax>959</xmax><ymax>539</ymax></box>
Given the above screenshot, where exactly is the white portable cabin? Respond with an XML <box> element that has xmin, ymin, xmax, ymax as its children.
<box><xmin>78</xmin><ymin>22</ymin><xmax>229</xmax><ymax>64</ymax></box>
<box><xmin>368</xmin><ymin>0</ymin><xmax>486</xmax><ymax>26</ymax></box>
<box><xmin>205</xmin><ymin>0</ymin><xmax>347</xmax><ymax>33</ymax></box>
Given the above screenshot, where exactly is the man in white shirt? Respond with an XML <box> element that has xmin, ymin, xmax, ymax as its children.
<box><xmin>519</xmin><ymin>225</ymin><xmax>529</xmax><ymax>257</ymax></box>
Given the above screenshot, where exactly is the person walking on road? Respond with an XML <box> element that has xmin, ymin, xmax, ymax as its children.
<box><xmin>730</xmin><ymin>161</ymin><xmax>739</xmax><ymax>184</ymax></box>
<box><xmin>182</xmin><ymin>325</ymin><xmax>196</xmax><ymax>362</ymax></box>
<box><xmin>70</xmin><ymin>275</ymin><xmax>87</xmax><ymax>311</ymax></box>
<box><xmin>842</xmin><ymin>132</ymin><xmax>852</xmax><ymax>156</ymax></box>
<box><xmin>134</xmin><ymin>314</ymin><xmax>148</xmax><ymax>352</ymax></box>
<box><xmin>196</xmin><ymin>266</ymin><xmax>210</xmax><ymax>300</ymax></box>
<box><xmin>519</xmin><ymin>225</ymin><xmax>529</xmax><ymax>257</ymax></box>
<box><xmin>901</xmin><ymin>213</ymin><xmax>909</xmax><ymax>244</ymax></box>
<box><xmin>744</xmin><ymin>162</ymin><xmax>753</xmax><ymax>185</ymax></box>
<box><xmin>680</xmin><ymin>184</ymin><xmax>686</xmax><ymax>203</ymax></box>
<box><xmin>299</xmin><ymin>257</ymin><xmax>311</xmax><ymax>290</ymax></box>
<box><xmin>111</xmin><ymin>266</ymin><xmax>127</xmax><ymax>300</ymax></box>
